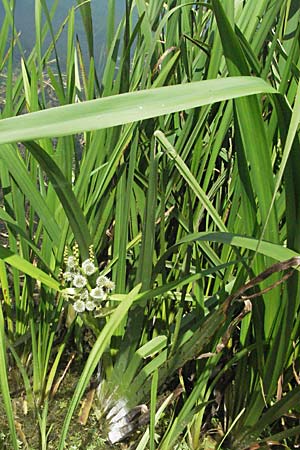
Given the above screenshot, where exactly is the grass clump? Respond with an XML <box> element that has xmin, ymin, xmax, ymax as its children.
<box><xmin>0</xmin><ymin>0</ymin><xmax>300</xmax><ymax>449</ymax></box>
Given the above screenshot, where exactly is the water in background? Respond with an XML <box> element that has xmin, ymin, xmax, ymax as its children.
<box><xmin>0</xmin><ymin>0</ymin><xmax>124</xmax><ymax>71</ymax></box>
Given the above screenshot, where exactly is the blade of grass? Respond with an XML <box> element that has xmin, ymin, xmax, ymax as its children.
<box><xmin>0</xmin><ymin>77</ymin><xmax>276</xmax><ymax>143</ymax></box>
<box><xmin>0</xmin><ymin>301</ymin><xmax>19</xmax><ymax>449</ymax></box>
<box><xmin>154</xmin><ymin>130</ymin><xmax>227</xmax><ymax>232</ymax></box>
<box><xmin>76</xmin><ymin>0</ymin><xmax>94</xmax><ymax>58</ymax></box>
<box><xmin>0</xmin><ymin>245</ymin><xmax>60</xmax><ymax>290</ymax></box>
<box><xmin>0</xmin><ymin>144</ymin><xmax>61</xmax><ymax>243</ymax></box>
<box><xmin>24</xmin><ymin>140</ymin><xmax>92</xmax><ymax>260</ymax></box>
<box><xmin>150</xmin><ymin>369</ymin><xmax>158</xmax><ymax>450</ymax></box>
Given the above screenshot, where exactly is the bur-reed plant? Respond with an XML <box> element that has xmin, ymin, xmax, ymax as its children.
<box><xmin>0</xmin><ymin>0</ymin><xmax>300</xmax><ymax>449</ymax></box>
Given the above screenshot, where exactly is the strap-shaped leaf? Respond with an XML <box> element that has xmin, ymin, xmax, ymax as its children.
<box><xmin>0</xmin><ymin>77</ymin><xmax>276</xmax><ymax>144</ymax></box>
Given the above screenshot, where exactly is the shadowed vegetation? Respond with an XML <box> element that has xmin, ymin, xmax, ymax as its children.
<box><xmin>0</xmin><ymin>0</ymin><xmax>300</xmax><ymax>449</ymax></box>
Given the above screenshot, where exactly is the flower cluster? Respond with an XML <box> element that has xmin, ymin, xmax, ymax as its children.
<box><xmin>61</xmin><ymin>246</ymin><xmax>115</xmax><ymax>314</ymax></box>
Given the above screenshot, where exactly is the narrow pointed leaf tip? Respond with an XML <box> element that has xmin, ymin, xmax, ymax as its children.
<box><xmin>0</xmin><ymin>77</ymin><xmax>276</xmax><ymax>144</ymax></box>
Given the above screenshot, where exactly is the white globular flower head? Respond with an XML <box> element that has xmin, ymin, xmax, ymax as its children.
<box><xmin>96</xmin><ymin>275</ymin><xmax>108</xmax><ymax>287</ymax></box>
<box><xmin>105</xmin><ymin>280</ymin><xmax>115</xmax><ymax>292</ymax></box>
<box><xmin>73</xmin><ymin>299</ymin><xmax>86</xmax><ymax>313</ymax></box>
<box><xmin>96</xmin><ymin>276</ymin><xmax>115</xmax><ymax>292</ymax></box>
<box><xmin>82</xmin><ymin>259</ymin><xmax>97</xmax><ymax>276</ymax></box>
<box><xmin>90</xmin><ymin>286</ymin><xmax>105</xmax><ymax>300</ymax></box>
<box><xmin>72</xmin><ymin>273</ymin><xmax>87</xmax><ymax>289</ymax></box>
<box><xmin>85</xmin><ymin>300</ymin><xmax>96</xmax><ymax>311</ymax></box>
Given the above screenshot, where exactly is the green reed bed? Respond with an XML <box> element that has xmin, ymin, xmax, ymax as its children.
<box><xmin>0</xmin><ymin>0</ymin><xmax>300</xmax><ymax>449</ymax></box>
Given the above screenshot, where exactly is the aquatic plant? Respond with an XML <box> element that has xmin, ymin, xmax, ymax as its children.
<box><xmin>0</xmin><ymin>0</ymin><xmax>300</xmax><ymax>449</ymax></box>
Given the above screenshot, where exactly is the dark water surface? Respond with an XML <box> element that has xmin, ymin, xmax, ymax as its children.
<box><xmin>0</xmin><ymin>0</ymin><xmax>123</xmax><ymax>70</ymax></box>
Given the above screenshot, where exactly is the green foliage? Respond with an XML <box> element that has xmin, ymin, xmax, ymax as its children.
<box><xmin>0</xmin><ymin>0</ymin><xmax>300</xmax><ymax>449</ymax></box>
